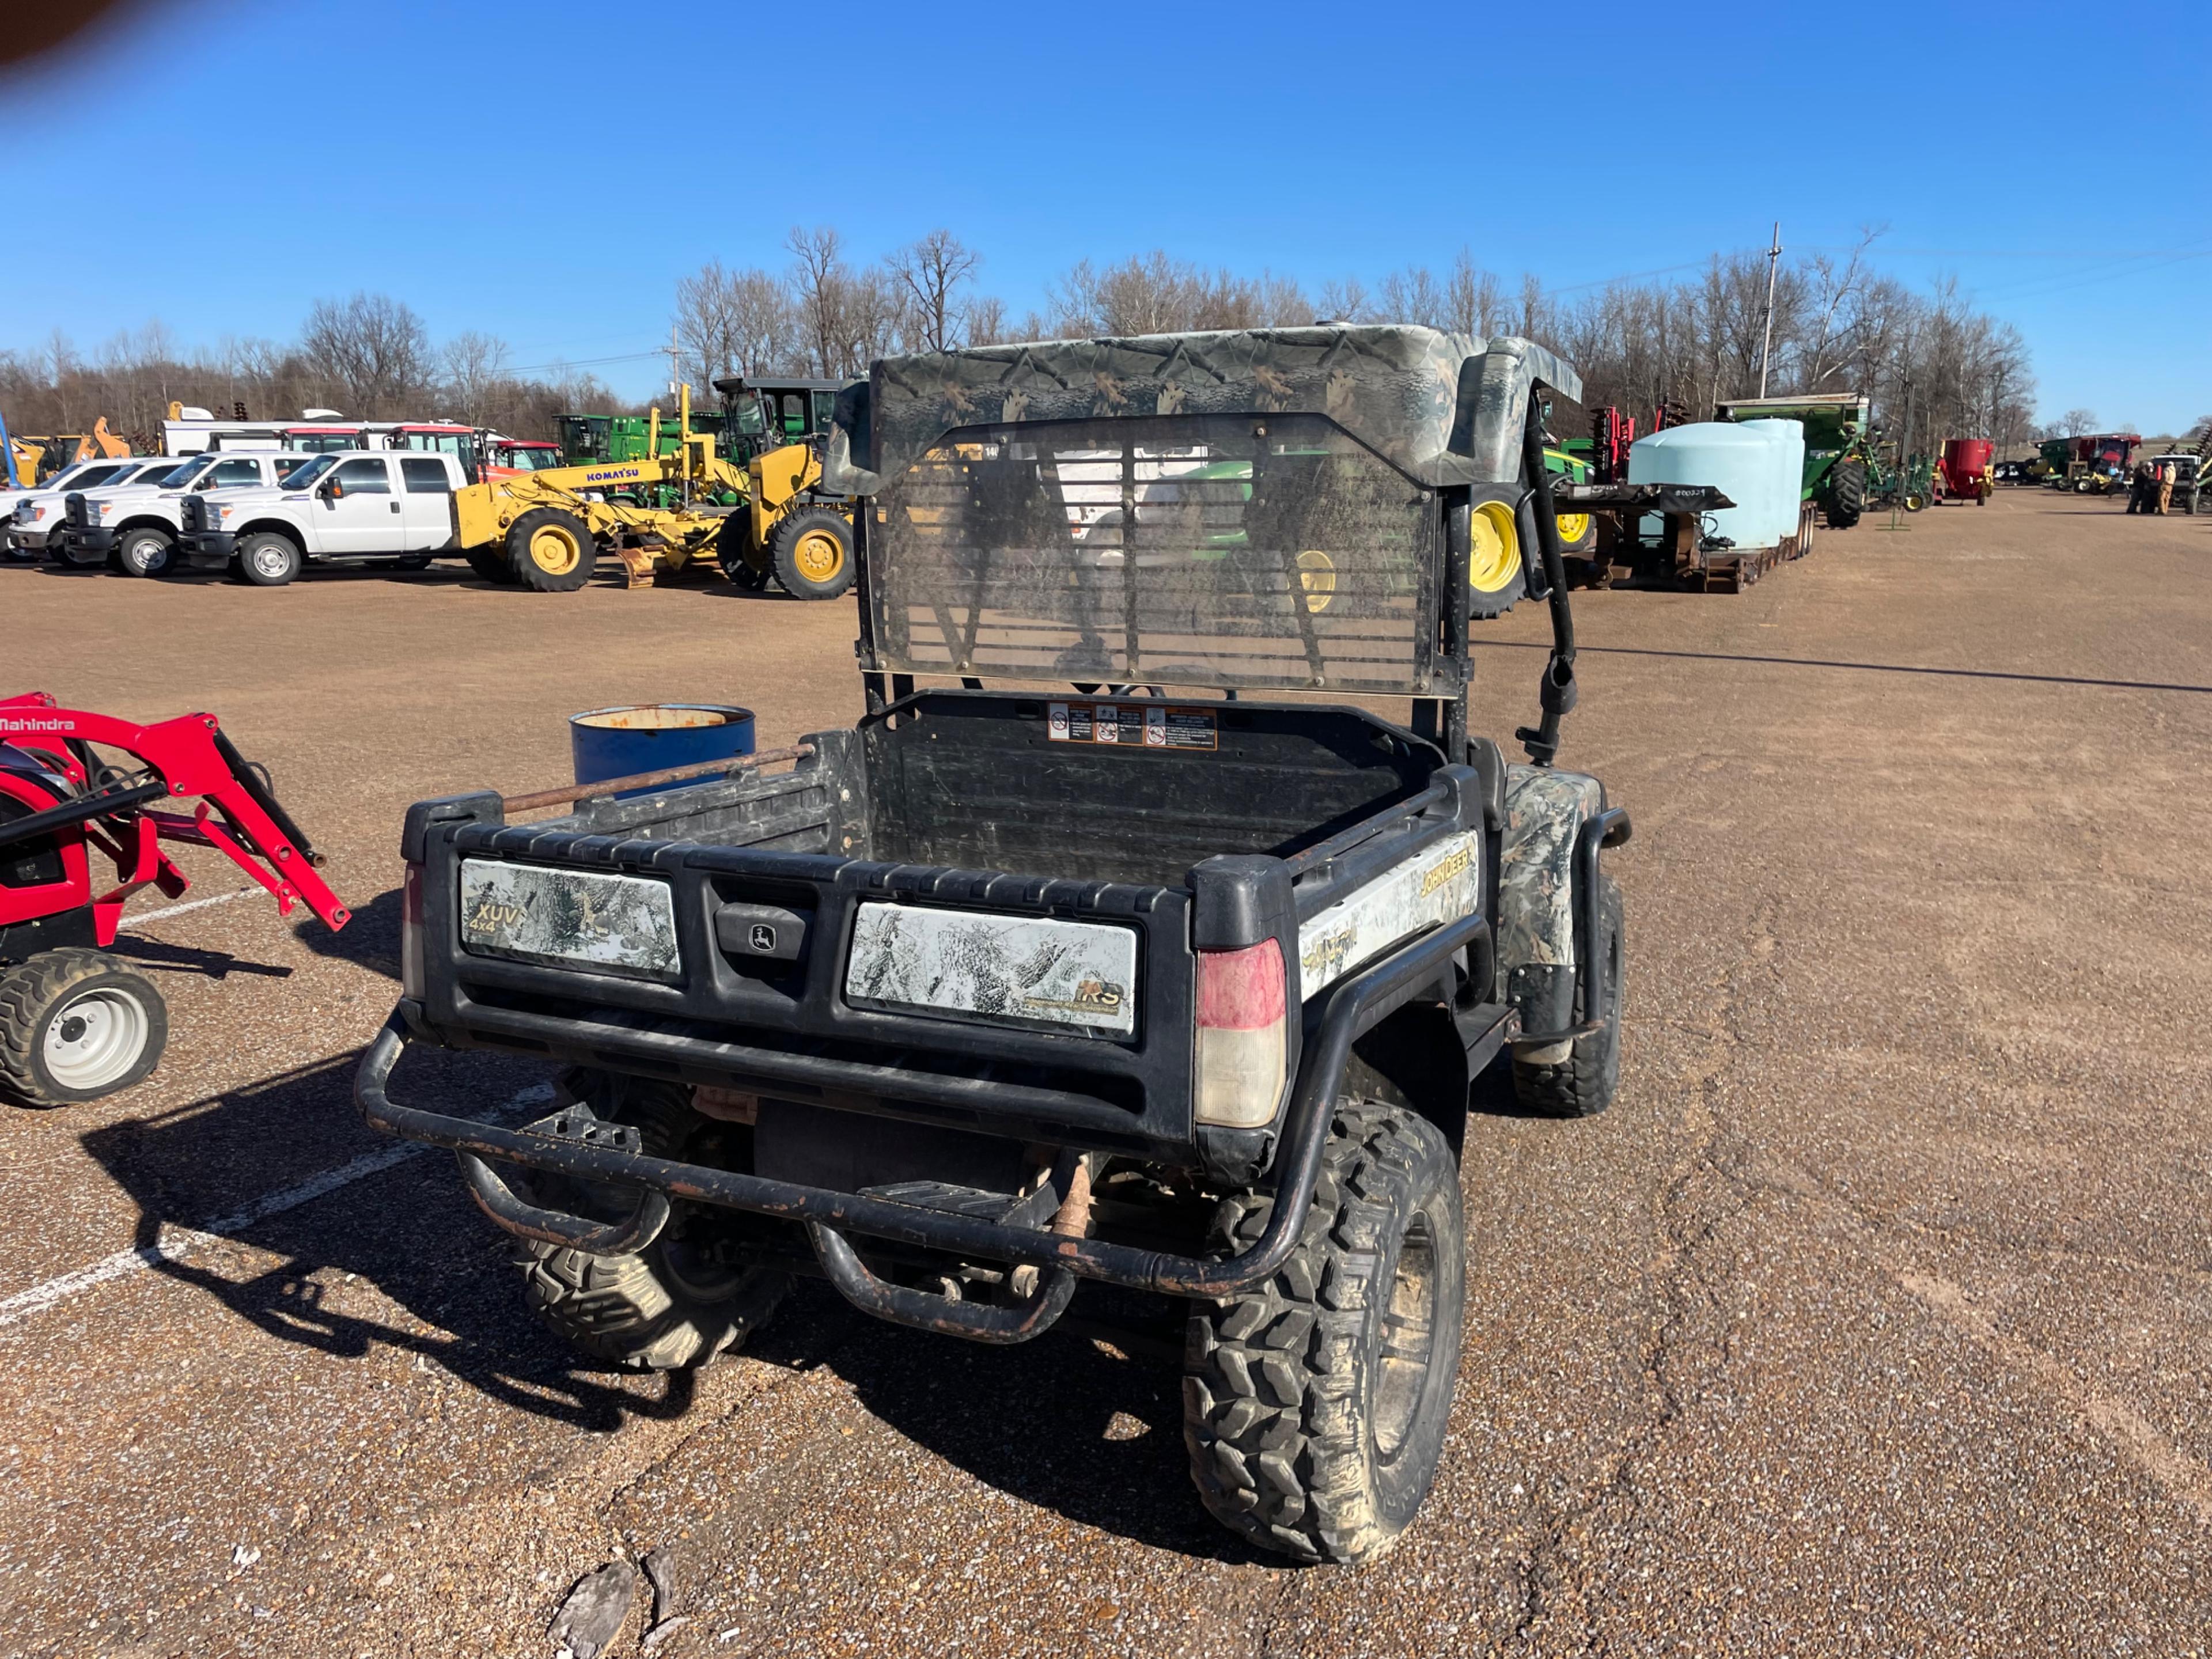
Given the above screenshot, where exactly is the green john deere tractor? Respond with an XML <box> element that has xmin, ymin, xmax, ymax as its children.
<box><xmin>1714</xmin><ymin>392</ymin><xmax>1873</xmax><ymax>529</ymax></box>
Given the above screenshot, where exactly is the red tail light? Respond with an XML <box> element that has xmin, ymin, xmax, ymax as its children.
<box><xmin>1195</xmin><ymin>940</ymin><xmax>1288</xmax><ymax>1127</ymax></box>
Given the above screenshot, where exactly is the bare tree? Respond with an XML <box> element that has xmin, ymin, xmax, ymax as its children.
<box><xmin>963</xmin><ymin>293</ymin><xmax>1011</xmax><ymax>347</ymax></box>
<box><xmin>442</xmin><ymin>331</ymin><xmax>510</xmax><ymax>425</ymax></box>
<box><xmin>888</xmin><ymin>230</ymin><xmax>980</xmax><ymax>353</ymax></box>
<box><xmin>1446</xmin><ymin>252</ymin><xmax>1505</xmax><ymax>337</ymax></box>
<box><xmin>2059</xmin><ymin>407</ymin><xmax>2098</xmax><ymax>438</ymax></box>
<box><xmin>302</xmin><ymin>293</ymin><xmax>432</xmax><ymax>416</ymax></box>
<box><xmin>676</xmin><ymin>259</ymin><xmax>799</xmax><ymax>387</ymax></box>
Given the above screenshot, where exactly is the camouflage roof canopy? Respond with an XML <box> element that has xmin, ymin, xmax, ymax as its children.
<box><xmin>823</xmin><ymin>325</ymin><xmax>1581</xmax><ymax>498</ymax></box>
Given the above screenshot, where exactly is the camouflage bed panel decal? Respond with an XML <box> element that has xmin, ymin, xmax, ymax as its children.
<box><xmin>1498</xmin><ymin>766</ymin><xmax>1602</xmax><ymax>973</ymax></box>
<box><xmin>1297</xmin><ymin>830</ymin><xmax>1480</xmax><ymax>999</ymax></box>
<box><xmin>457</xmin><ymin>859</ymin><xmax>680</xmax><ymax>979</ymax></box>
<box><xmin>844</xmin><ymin>902</ymin><xmax>1139</xmax><ymax>1038</ymax></box>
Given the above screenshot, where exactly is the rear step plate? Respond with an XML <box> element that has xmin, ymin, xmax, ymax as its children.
<box><xmin>458</xmin><ymin>858</ymin><xmax>679</xmax><ymax>980</ymax></box>
<box><xmin>844</xmin><ymin>902</ymin><xmax>1138</xmax><ymax>1038</ymax></box>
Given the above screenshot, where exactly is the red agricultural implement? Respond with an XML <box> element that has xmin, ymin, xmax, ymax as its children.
<box><xmin>1935</xmin><ymin>438</ymin><xmax>1995</xmax><ymax>505</ymax></box>
<box><xmin>0</xmin><ymin>694</ymin><xmax>349</xmax><ymax>1105</ymax></box>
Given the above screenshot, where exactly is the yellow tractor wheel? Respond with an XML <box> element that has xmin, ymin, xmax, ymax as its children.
<box><xmin>1554</xmin><ymin>510</ymin><xmax>1595</xmax><ymax>554</ymax></box>
<box><xmin>503</xmin><ymin>508</ymin><xmax>597</xmax><ymax>592</ymax></box>
<box><xmin>1295</xmin><ymin>548</ymin><xmax>1336</xmax><ymax>613</ymax></box>
<box><xmin>768</xmin><ymin>508</ymin><xmax>855</xmax><ymax>600</ymax></box>
<box><xmin>1467</xmin><ymin>499</ymin><xmax>1524</xmax><ymax>616</ymax></box>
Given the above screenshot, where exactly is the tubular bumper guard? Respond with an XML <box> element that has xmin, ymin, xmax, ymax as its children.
<box><xmin>355</xmin><ymin>912</ymin><xmax>1494</xmax><ymax>1327</ymax></box>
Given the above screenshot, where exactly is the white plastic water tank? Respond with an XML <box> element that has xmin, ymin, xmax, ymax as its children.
<box><xmin>1741</xmin><ymin>418</ymin><xmax>1806</xmax><ymax>543</ymax></box>
<box><xmin>1628</xmin><ymin>422</ymin><xmax>1781</xmax><ymax>551</ymax></box>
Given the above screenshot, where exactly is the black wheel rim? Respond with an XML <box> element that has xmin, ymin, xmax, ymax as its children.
<box><xmin>1373</xmin><ymin>1214</ymin><xmax>1439</xmax><ymax>1464</ymax></box>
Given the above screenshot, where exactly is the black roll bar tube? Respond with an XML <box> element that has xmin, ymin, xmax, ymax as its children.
<box><xmin>354</xmin><ymin>910</ymin><xmax>1492</xmax><ymax>1300</ymax></box>
<box><xmin>1516</xmin><ymin>396</ymin><xmax>1580</xmax><ymax>768</ymax></box>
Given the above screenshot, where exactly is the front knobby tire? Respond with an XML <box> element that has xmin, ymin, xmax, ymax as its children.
<box><xmin>1183</xmin><ymin>1100</ymin><xmax>1467</xmax><ymax>1565</ymax></box>
<box><xmin>0</xmin><ymin>949</ymin><xmax>169</xmax><ymax>1107</ymax></box>
<box><xmin>1510</xmin><ymin>874</ymin><xmax>1623</xmax><ymax>1118</ymax></box>
<box><xmin>518</xmin><ymin>1073</ymin><xmax>788</xmax><ymax>1369</ymax></box>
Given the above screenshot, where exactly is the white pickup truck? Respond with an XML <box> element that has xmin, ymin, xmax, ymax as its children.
<box><xmin>6</xmin><ymin>459</ymin><xmax>133</xmax><ymax>558</ymax></box>
<box><xmin>64</xmin><ymin>450</ymin><xmax>317</xmax><ymax>575</ymax></box>
<box><xmin>9</xmin><ymin>457</ymin><xmax>182</xmax><ymax>561</ymax></box>
<box><xmin>176</xmin><ymin>450</ymin><xmax>467</xmax><ymax>585</ymax></box>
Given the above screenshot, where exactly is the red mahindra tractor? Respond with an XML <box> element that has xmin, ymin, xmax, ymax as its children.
<box><xmin>0</xmin><ymin>694</ymin><xmax>349</xmax><ymax>1106</ymax></box>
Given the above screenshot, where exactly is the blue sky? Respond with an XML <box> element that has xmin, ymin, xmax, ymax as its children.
<box><xmin>5</xmin><ymin>0</ymin><xmax>2206</xmax><ymax>432</ymax></box>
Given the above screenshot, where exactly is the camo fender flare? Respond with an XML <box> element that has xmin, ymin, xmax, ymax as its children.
<box><xmin>1498</xmin><ymin>764</ymin><xmax>1604</xmax><ymax>1036</ymax></box>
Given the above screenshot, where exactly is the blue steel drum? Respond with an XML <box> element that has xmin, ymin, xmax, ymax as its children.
<box><xmin>569</xmin><ymin>704</ymin><xmax>756</xmax><ymax>798</ymax></box>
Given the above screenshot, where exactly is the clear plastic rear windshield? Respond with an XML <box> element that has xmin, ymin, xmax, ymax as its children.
<box><xmin>866</xmin><ymin>413</ymin><xmax>1441</xmax><ymax>694</ymax></box>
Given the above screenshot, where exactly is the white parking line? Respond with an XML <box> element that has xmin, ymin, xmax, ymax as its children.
<box><xmin>0</xmin><ymin>1081</ymin><xmax>554</xmax><ymax>1330</ymax></box>
<box><xmin>127</xmin><ymin>886</ymin><xmax>259</xmax><ymax>926</ymax></box>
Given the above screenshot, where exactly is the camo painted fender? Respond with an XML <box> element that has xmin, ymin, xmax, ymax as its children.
<box><xmin>1498</xmin><ymin>764</ymin><xmax>1604</xmax><ymax>977</ymax></box>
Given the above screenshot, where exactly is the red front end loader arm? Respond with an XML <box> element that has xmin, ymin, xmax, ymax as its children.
<box><xmin>0</xmin><ymin>691</ymin><xmax>350</xmax><ymax>945</ymax></box>
<box><xmin>1</xmin><ymin>692</ymin><xmax>350</xmax><ymax>1106</ymax></box>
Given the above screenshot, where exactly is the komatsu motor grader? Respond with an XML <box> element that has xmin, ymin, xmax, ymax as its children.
<box><xmin>453</xmin><ymin>382</ymin><xmax>857</xmax><ymax>597</ymax></box>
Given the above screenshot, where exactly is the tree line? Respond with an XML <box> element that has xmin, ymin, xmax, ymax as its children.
<box><xmin>0</xmin><ymin>294</ymin><xmax>624</xmax><ymax>448</ymax></box>
<box><xmin>4</xmin><ymin>230</ymin><xmax>2064</xmax><ymax>457</ymax></box>
<box><xmin>679</xmin><ymin>227</ymin><xmax>2047</xmax><ymax>456</ymax></box>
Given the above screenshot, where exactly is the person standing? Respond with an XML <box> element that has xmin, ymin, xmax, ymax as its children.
<box><xmin>2126</xmin><ymin>460</ymin><xmax>2154</xmax><ymax>514</ymax></box>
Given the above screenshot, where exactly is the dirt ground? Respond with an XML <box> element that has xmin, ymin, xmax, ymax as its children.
<box><xmin>4</xmin><ymin>488</ymin><xmax>2210</xmax><ymax>1658</ymax></box>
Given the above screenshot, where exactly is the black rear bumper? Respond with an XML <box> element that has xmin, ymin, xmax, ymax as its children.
<box><xmin>357</xmin><ymin>912</ymin><xmax>1505</xmax><ymax>1331</ymax></box>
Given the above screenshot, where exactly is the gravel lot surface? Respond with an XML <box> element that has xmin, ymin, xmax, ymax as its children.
<box><xmin>4</xmin><ymin>490</ymin><xmax>2209</xmax><ymax>1657</ymax></box>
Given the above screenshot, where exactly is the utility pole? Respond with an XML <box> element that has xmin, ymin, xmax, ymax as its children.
<box><xmin>665</xmin><ymin>324</ymin><xmax>680</xmax><ymax>398</ymax></box>
<box><xmin>1757</xmin><ymin>221</ymin><xmax>1783</xmax><ymax>398</ymax></box>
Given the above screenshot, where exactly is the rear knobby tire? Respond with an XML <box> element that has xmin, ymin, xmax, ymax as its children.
<box><xmin>768</xmin><ymin>507</ymin><xmax>855</xmax><ymax>599</ymax></box>
<box><xmin>519</xmin><ymin>1072</ymin><xmax>789</xmax><ymax>1369</ymax></box>
<box><xmin>1183</xmin><ymin>1100</ymin><xmax>1466</xmax><ymax>1565</ymax></box>
<box><xmin>503</xmin><ymin>507</ymin><xmax>596</xmax><ymax>592</ymax></box>
<box><xmin>1825</xmin><ymin>459</ymin><xmax>1865</xmax><ymax>529</ymax></box>
<box><xmin>1510</xmin><ymin>874</ymin><xmax>1623</xmax><ymax>1118</ymax></box>
<box><xmin>714</xmin><ymin>516</ymin><xmax>771</xmax><ymax>589</ymax></box>
<box><xmin>0</xmin><ymin>948</ymin><xmax>169</xmax><ymax>1107</ymax></box>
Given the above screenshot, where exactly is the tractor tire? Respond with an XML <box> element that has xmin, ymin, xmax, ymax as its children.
<box><xmin>1825</xmin><ymin>460</ymin><xmax>1865</xmax><ymax>529</ymax></box>
<box><xmin>1183</xmin><ymin>1099</ymin><xmax>1465</xmax><ymax>1565</ymax></box>
<box><xmin>504</xmin><ymin>508</ymin><xmax>597</xmax><ymax>592</ymax></box>
<box><xmin>518</xmin><ymin>1071</ymin><xmax>789</xmax><ymax>1370</ymax></box>
<box><xmin>769</xmin><ymin>508</ymin><xmax>855</xmax><ymax>600</ymax></box>
<box><xmin>116</xmin><ymin>526</ymin><xmax>176</xmax><ymax>578</ymax></box>
<box><xmin>464</xmin><ymin>543</ymin><xmax>516</xmax><ymax>584</ymax></box>
<box><xmin>714</xmin><ymin>517</ymin><xmax>771</xmax><ymax>590</ymax></box>
<box><xmin>235</xmin><ymin>531</ymin><xmax>303</xmax><ymax>586</ymax></box>
<box><xmin>0</xmin><ymin>949</ymin><xmax>169</xmax><ymax>1107</ymax></box>
<box><xmin>1511</xmin><ymin>874</ymin><xmax>1623</xmax><ymax>1119</ymax></box>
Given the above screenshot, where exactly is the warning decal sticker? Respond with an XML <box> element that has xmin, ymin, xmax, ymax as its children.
<box><xmin>1047</xmin><ymin>701</ymin><xmax>1218</xmax><ymax>751</ymax></box>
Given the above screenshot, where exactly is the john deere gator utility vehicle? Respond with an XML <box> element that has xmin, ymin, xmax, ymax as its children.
<box><xmin>359</xmin><ymin>325</ymin><xmax>1633</xmax><ymax>1565</ymax></box>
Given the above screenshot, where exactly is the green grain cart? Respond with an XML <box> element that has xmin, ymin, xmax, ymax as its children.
<box><xmin>1714</xmin><ymin>392</ymin><xmax>1872</xmax><ymax>529</ymax></box>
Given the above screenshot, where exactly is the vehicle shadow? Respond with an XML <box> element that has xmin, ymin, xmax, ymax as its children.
<box><xmin>294</xmin><ymin>882</ymin><xmax>401</xmax><ymax>980</ymax></box>
<box><xmin>76</xmin><ymin>1046</ymin><xmax>700</xmax><ymax>1433</ymax></box>
<box><xmin>813</xmin><ymin>1284</ymin><xmax>1264</xmax><ymax>1562</ymax></box>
